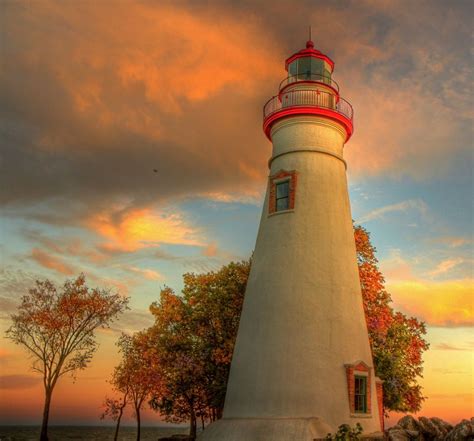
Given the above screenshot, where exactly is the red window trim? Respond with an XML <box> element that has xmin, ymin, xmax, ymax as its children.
<box><xmin>268</xmin><ymin>170</ymin><xmax>297</xmax><ymax>215</ymax></box>
<box><xmin>344</xmin><ymin>361</ymin><xmax>372</xmax><ymax>415</ymax></box>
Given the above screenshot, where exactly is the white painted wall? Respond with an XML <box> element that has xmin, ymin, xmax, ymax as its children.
<box><xmin>200</xmin><ymin>98</ymin><xmax>381</xmax><ymax>441</ymax></box>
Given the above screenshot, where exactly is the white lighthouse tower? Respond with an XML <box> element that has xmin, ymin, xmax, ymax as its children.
<box><xmin>200</xmin><ymin>39</ymin><xmax>384</xmax><ymax>440</ymax></box>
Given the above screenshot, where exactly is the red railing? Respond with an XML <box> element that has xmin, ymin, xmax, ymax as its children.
<box><xmin>263</xmin><ymin>89</ymin><xmax>353</xmax><ymax>122</ymax></box>
<box><xmin>279</xmin><ymin>73</ymin><xmax>340</xmax><ymax>93</ymax></box>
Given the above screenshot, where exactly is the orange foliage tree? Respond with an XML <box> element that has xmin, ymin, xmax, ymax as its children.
<box><xmin>148</xmin><ymin>261</ymin><xmax>249</xmax><ymax>438</ymax></box>
<box><xmin>5</xmin><ymin>274</ymin><xmax>128</xmax><ymax>441</ymax></box>
<box><xmin>355</xmin><ymin>225</ymin><xmax>429</xmax><ymax>413</ymax></box>
<box><xmin>107</xmin><ymin>332</ymin><xmax>159</xmax><ymax>441</ymax></box>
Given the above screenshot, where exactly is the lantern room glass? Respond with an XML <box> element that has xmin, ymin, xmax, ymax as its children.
<box><xmin>288</xmin><ymin>57</ymin><xmax>331</xmax><ymax>85</ymax></box>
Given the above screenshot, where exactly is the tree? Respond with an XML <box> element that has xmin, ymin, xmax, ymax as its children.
<box><xmin>354</xmin><ymin>225</ymin><xmax>429</xmax><ymax>413</ymax></box>
<box><xmin>5</xmin><ymin>274</ymin><xmax>128</xmax><ymax>441</ymax></box>
<box><xmin>110</xmin><ymin>332</ymin><xmax>159</xmax><ymax>441</ymax></box>
<box><xmin>148</xmin><ymin>287</ymin><xmax>206</xmax><ymax>439</ymax></box>
<box><xmin>148</xmin><ymin>261</ymin><xmax>249</xmax><ymax>438</ymax></box>
<box><xmin>100</xmin><ymin>394</ymin><xmax>128</xmax><ymax>441</ymax></box>
<box><xmin>181</xmin><ymin>261</ymin><xmax>249</xmax><ymax>419</ymax></box>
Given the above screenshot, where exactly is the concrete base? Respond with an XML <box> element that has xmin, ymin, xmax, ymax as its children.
<box><xmin>197</xmin><ymin>417</ymin><xmax>333</xmax><ymax>441</ymax></box>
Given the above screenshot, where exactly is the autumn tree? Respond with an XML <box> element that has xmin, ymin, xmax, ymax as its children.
<box><xmin>148</xmin><ymin>287</ymin><xmax>206</xmax><ymax>439</ymax></box>
<box><xmin>148</xmin><ymin>261</ymin><xmax>249</xmax><ymax>438</ymax></box>
<box><xmin>355</xmin><ymin>225</ymin><xmax>429</xmax><ymax>413</ymax></box>
<box><xmin>110</xmin><ymin>332</ymin><xmax>159</xmax><ymax>441</ymax></box>
<box><xmin>181</xmin><ymin>261</ymin><xmax>249</xmax><ymax>419</ymax></box>
<box><xmin>5</xmin><ymin>274</ymin><xmax>128</xmax><ymax>441</ymax></box>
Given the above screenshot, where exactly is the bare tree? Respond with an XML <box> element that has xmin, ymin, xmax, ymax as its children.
<box><xmin>6</xmin><ymin>274</ymin><xmax>128</xmax><ymax>441</ymax></box>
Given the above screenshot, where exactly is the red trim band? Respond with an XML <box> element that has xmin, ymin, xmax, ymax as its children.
<box><xmin>263</xmin><ymin>107</ymin><xmax>353</xmax><ymax>142</ymax></box>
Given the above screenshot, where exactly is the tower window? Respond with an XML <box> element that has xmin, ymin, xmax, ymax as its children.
<box><xmin>354</xmin><ymin>375</ymin><xmax>367</xmax><ymax>413</ymax></box>
<box><xmin>345</xmin><ymin>361</ymin><xmax>372</xmax><ymax>416</ymax></box>
<box><xmin>276</xmin><ymin>181</ymin><xmax>290</xmax><ymax>211</ymax></box>
<box><xmin>268</xmin><ymin>170</ymin><xmax>297</xmax><ymax>215</ymax></box>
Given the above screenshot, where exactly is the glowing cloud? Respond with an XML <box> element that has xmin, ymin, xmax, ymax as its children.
<box><xmin>388</xmin><ymin>279</ymin><xmax>474</xmax><ymax>327</ymax></box>
<box><xmin>87</xmin><ymin>207</ymin><xmax>204</xmax><ymax>252</ymax></box>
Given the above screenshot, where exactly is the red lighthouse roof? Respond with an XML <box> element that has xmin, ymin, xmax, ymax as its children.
<box><xmin>285</xmin><ymin>40</ymin><xmax>335</xmax><ymax>72</ymax></box>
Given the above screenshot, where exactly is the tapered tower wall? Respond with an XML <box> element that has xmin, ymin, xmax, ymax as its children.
<box><xmin>198</xmin><ymin>41</ymin><xmax>383</xmax><ymax>441</ymax></box>
<box><xmin>222</xmin><ymin>117</ymin><xmax>380</xmax><ymax>429</ymax></box>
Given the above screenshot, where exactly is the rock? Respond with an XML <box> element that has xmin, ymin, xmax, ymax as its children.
<box><xmin>430</xmin><ymin>417</ymin><xmax>453</xmax><ymax>438</ymax></box>
<box><xmin>445</xmin><ymin>419</ymin><xmax>474</xmax><ymax>441</ymax></box>
<box><xmin>399</xmin><ymin>416</ymin><xmax>421</xmax><ymax>432</ymax></box>
<box><xmin>419</xmin><ymin>416</ymin><xmax>443</xmax><ymax>440</ymax></box>
<box><xmin>388</xmin><ymin>429</ymin><xmax>411</xmax><ymax>441</ymax></box>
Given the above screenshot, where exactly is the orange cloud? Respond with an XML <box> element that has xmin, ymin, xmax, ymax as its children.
<box><xmin>202</xmin><ymin>242</ymin><xmax>218</xmax><ymax>257</ymax></box>
<box><xmin>87</xmin><ymin>207</ymin><xmax>203</xmax><ymax>252</ymax></box>
<box><xmin>0</xmin><ymin>375</ymin><xmax>42</xmax><ymax>390</ymax></box>
<box><xmin>31</xmin><ymin>248</ymin><xmax>76</xmax><ymax>275</ymax></box>
<box><xmin>10</xmin><ymin>0</ymin><xmax>280</xmax><ymax>146</ymax></box>
<box><xmin>388</xmin><ymin>279</ymin><xmax>474</xmax><ymax>327</ymax></box>
<box><xmin>380</xmin><ymin>249</ymin><xmax>415</xmax><ymax>281</ymax></box>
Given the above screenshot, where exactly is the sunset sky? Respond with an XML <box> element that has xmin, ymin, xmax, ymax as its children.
<box><xmin>0</xmin><ymin>0</ymin><xmax>472</xmax><ymax>427</ymax></box>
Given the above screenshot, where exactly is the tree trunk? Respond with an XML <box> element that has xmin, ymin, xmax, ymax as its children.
<box><xmin>113</xmin><ymin>404</ymin><xmax>125</xmax><ymax>441</ymax></box>
<box><xmin>135</xmin><ymin>405</ymin><xmax>141</xmax><ymax>441</ymax></box>
<box><xmin>189</xmin><ymin>406</ymin><xmax>197</xmax><ymax>440</ymax></box>
<box><xmin>40</xmin><ymin>388</ymin><xmax>52</xmax><ymax>441</ymax></box>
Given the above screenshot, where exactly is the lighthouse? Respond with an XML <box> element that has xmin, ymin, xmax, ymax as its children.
<box><xmin>199</xmin><ymin>40</ymin><xmax>384</xmax><ymax>440</ymax></box>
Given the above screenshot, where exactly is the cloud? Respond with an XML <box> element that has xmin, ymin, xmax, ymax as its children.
<box><xmin>0</xmin><ymin>375</ymin><xmax>42</xmax><ymax>390</ymax></box>
<box><xmin>428</xmin><ymin>258</ymin><xmax>466</xmax><ymax>277</ymax></box>
<box><xmin>22</xmin><ymin>229</ymin><xmax>106</xmax><ymax>263</ymax></box>
<box><xmin>0</xmin><ymin>267</ymin><xmax>42</xmax><ymax>319</ymax></box>
<box><xmin>202</xmin><ymin>242</ymin><xmax>218</xmax><ymax>257</ymax></box>
<box><xmin>432</xmin><ymin>236</ymin><xmax>473</xmax><ymax>248</ymax></box>
<box><xmin>433</xmin><ymin>343</ymin><xmax>471</xmax><ymax>351</ymax></box>
<box><xmin>87</xmin><ymin>207</ymin><xmax>204</xmax><ymax>252</ymax></box>
<box><xmin>1</xmin><ymin>0</ymin><xmax>471</xmax><ymax>228</ymax></box>
<box><xmin>380</xmin><ymin>249</ymin><xmax>415</xmax><ymax>281</ymax></box>
<box><xmin>388</xmin><ymin>278</ymin><xmax>474</xmax><ymax>327</ymax></box>
<box><xmin>0</xmin><ymin>0</ymin><xmax>277</xmax><ymax>213</ymax></box>
<box><xmin>30</xmin><ymin>248</ymin><xmax>76</xmax><ymax>275</ymax></box>
<box><xmin>104</xmin><ymin>309</ymin><xmax>156</xmax><ymax>335</ymax></box>
<box><xmin>356</xmin><ymin>199</ymin><xmax>428</xmax><ymax>223</ymax></box>
<box><xmin>125</xmin><ymin>266</ymin><xmax>163</xmax><ymax>281</ymax></box>
<box><xmin>199</xmin><ymin>192</ymin><xmax>262</xmax><ymax>206</ymax></box>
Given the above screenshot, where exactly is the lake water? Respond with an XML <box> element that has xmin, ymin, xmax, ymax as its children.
<box><xmin>0</xmin><ymin>426</ymin><xmax>189</xmax><ymax>441</ymax></box>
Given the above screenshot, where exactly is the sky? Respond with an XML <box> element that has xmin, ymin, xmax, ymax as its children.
<box><xmin>0</xmin><ymin>0</ymin><xmax>472</xmax><ymax>427</ymax></box>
